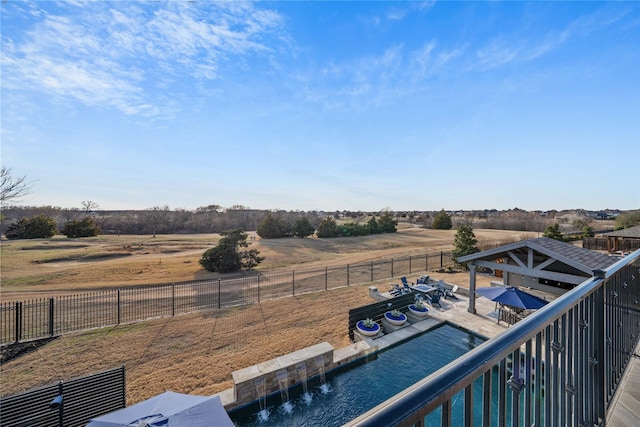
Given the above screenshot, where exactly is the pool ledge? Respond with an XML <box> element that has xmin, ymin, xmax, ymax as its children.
<box><xmin>374</xmin><ymin>317</ymin><xmax>443</xmax><ymax>351</ymax></box>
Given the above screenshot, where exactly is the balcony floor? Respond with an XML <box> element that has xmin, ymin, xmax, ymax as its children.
<box><xmin>607</xmin><ymin>339</ymin><xmax>640</xmax><ymax>427</ymax></box>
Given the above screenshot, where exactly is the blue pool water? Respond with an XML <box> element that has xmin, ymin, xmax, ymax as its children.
<box><xmin>229</xmin><ymin>323</ymin><xmax>486</xmax><ymax>427</ymax></box>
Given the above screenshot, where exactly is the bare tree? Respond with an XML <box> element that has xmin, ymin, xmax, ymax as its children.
<box><xmin>1</xmin><ymin>167</ymin><xmax>33</xmax><ymax>205</ymax></box>
<box><xmin>144</xmin><ymin>205</ymin><xmax>170</xmax><ymax>237</ymax></box>
<box><xmin>81</xmin><ymin>200</ymin><xmax>99</xmax><ymax>214</ymax></box>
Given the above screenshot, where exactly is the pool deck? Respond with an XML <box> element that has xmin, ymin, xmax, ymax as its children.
<box><xmin>367</xmin><ymin>293</ymin><xmax>510</xmax><ymax>352</ymax></box>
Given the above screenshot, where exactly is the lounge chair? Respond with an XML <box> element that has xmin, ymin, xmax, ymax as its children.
<box><xmin>444</xmin><ymin>285</ymin><xmax>459</xmax><ymax>300</ymax></box>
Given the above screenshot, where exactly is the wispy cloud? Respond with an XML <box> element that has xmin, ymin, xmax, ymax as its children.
<box><xmin>1</xmin><ymin>2</ymin><xmax>287</xmax><ymax>117</ymax></box>
<box><xmin>300</xmin><ymin>38</ymin><xmax>463</xmax><ymax>113</ymax></box>
<box><xmin>410</xmin><ymin>41</ymin><xmax>462</xmax><ymax>79</ymax></box>
<box><xmin>472</xmin><ymin>6</ymin><xmax>631</xmax><ymax>70</ymax></box>
<box><xmin>301</xmin><ymin>45</ymin><xmax>406</xmax><ymax>112</ymax></box>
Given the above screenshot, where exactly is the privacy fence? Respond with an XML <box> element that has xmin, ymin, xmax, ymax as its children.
<box><xmin>0</xmin><ymin>366</ymin><xmax>125</xmax><ymax>427</ymax></box>
<box><xmin>583</xmin><ymin>237</ymin><xmax>640</xmax><ymax>252</ymax></box>
<box><xmin>1</xmin><ymin>251</ymin><xmax>453</xmax><ymax>345</ymax></box>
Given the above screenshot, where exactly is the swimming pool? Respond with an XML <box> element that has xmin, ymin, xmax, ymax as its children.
<box><xmin>229</xmin><ymin>323</ymin><xmax>486</xmax><ymax>426</ymax></box>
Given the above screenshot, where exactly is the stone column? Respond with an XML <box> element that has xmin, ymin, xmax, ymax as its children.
<box><xmin>468</xmin><ymin>263</ymin><xmax>477</xmax><ymax>314</ymax></box>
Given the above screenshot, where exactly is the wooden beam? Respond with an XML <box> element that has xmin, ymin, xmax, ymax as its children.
<box><xmin>472</xmin><ymin>260</ymin><xmax>587</xmax><ymax>285</ymax></box>
<box><xmin>507</xmin><ymin>251</ymin><xmax>527</xmax><ymax>269</ymax></box>
<box><xmin>533</xmin><ymin>257</ymin><xmax>556</xmax><ymax>271</ymax></box>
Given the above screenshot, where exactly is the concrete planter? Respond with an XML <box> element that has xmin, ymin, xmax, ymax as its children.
<box><xmin>356</xmin><ymin>320</ymin><xmax>381</xmax><ymax>336</ymax></box>
<box><xmin>384</xmin><ymin>311</ymin><xmax>407</xmax><ymax>326</ymax></box>
<box><xmin>408</xmin><ymin>304</ymin><xmax>430</xmax><ymax>317</ymax></box>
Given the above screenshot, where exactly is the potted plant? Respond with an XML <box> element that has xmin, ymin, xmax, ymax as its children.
<box><xmin>356</xmin><ymin>318</ymin><xmax>381</xmax><ymax>336</ymax></box>
<box><xmin>408</xmin><ymin>300</ymin><xmax>430</xmax><ymax>317</ymax></box>
<box><xmin>384</xmin><ymin>309</ymin><xmax>407</xmax><ymax>326</ymax></box>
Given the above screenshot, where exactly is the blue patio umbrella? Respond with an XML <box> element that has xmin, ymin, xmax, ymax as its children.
<box><xmin>475</xmin><ymin>286</ymin><xmax>548</xmax><ymax>310</ymax></box>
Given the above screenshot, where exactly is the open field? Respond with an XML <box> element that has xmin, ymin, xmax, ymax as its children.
<box><xmin>0</xmin><ymin>227</ymin><xmax>534</xmax><ymax>403</ymax></box>
<box><xmin>0</xmin><ymin>226</ymin><xmax>535</xmax><ymax>297</ymax></box>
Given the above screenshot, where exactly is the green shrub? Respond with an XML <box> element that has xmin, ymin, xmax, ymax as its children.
<box><xmin>5</xmin><ymin>215</ymin><xmax>57</xmax><ymax>239</ymax></box>
<box><xmin>62</xmin><ymin>216</ymin><xmax>100</xmax><ymax>238</ymax></box>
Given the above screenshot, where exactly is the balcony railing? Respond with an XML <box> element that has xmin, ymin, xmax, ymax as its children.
<box><xmin>347</xmin><ymin>250</ymin><xmax>640</xmax><ymax>427</ymax></box>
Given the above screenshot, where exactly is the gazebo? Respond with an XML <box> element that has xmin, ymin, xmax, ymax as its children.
<box><xmin>456</xmin><ymin>237</ymin><xmax>618</xmax><ymax>314</ymax></box>
<box><xmin>602</xmin><ymin>226</ymin><xmax>640</xmax><ymax>253</ymax></box>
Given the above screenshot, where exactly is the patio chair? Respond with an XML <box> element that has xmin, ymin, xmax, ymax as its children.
<box><xmin>400</xmin><ymin>276</ymin><xmax>414</xmax><ymax>287</ymax></box>
<box><xmin>402</xmin><ymin>283</ymin><xmax>412</xmax><ymax>294</ymax></box>
<box><xmin>428</xmin><ymin>292</ymin><xmax>442</xmax><ymax>308</ymax></box>
<box><xmin>390</xmin><ymin>284</ymin><xmax>402</xmax><ymax>297</ymax></box>
<box><xmin>444</xmin><ymin>285</ymin><xmax>459</xmax><ymax>300</ymax></box>
<box><xmin>416</xmin><ymin>275</ymin><xmax>430</xmax><ymax>285</ymax></box>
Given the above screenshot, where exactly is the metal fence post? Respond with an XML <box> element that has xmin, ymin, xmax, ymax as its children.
<box><xmin>292</xmin><ymin>271</ymin><xmax>296</xmax><ymax>296</ymax></box>
<box><xmin>409</xmin><ymin>256</ymin><xmax>412</xmax><ymax>274</ymax></box>
<box><xmin>391</xmin><ymin>258</ymin><xmax>394</xmax><ymax>277</ymax></box>
<box><xmin>218</xmin><ymin>279</ymin><xmax>222</xmax><ymax>308</ymax></box>
<box><xmin>347</xmin><ymin>265</ymin><xmax>350</xmax><ymax>286</ymax></box>
<box><xmin>325</xmin><ymin>267</ymin><xmax>328</xmax><ymax>290</ymax></box>
<box><xmin>49</xmin><ymin>298</ymin><xmax>55</xmax><ymax>337</ymax></box>
<box><xmin>117</xmin><ymin>290</ymin><xmax>121</xmax><ymax>325</ymax></box>
<box><xmin>426</xmin><ymin>253</ymin><xmax>429</xmax><ymax>271</ymax></box>
<box><xmin>171</xmin><ymin>284</ymin><xmax>175</xmax><ymax>317</ymax></box>
<box><xmin>15</xmin><ymin>302</ymin><xmax>22</xmax><ymax>343</ymax></box>
<box><xmin>257</xmin><ymin>275</ymin><xmax>260</xmax><ymax>302</ymax></box>
<box><xmin>440</xmin><ymin>251</ymin><xmax>444</xmax><ymax>269</ymax></box>
<box><xmin>371</xmin><ymin>261</ymin><xmax>374</xmax><ymax>282</ymax></box>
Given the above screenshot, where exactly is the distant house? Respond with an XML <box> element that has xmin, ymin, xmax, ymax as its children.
<box><xmin>602</xmin><ymin>226</ymin><xmax>640</xmax><ymax>253</ymax></box>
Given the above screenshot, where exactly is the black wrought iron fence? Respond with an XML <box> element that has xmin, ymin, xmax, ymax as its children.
<box><xmin>1</xmin><ymin>252</ymin><xmax>453</xmax><ymax>345</ymax></box>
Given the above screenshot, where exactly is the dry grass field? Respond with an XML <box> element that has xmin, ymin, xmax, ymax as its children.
<box><xmin>0</xmin><ymin>226</ymin><xmax>535</xmax><ymax>404</ymax></box>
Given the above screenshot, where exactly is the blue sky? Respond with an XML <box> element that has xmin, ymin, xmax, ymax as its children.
<box><xmin>2</xmin><ymin>1</ymin><xmax>639</xmax><ymax>212</ymax></box>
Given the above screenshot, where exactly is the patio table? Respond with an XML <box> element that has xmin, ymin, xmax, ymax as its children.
<box><xmin>409</xmin><ymin>284</ymin><xmax>437</xmax><ymax>295</ymax></box>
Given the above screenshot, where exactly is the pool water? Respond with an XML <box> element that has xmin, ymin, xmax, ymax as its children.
<box><xmin>229</xmin><ymin>323</ymin><xmax>486</xmax><ymax>427</ymax></box>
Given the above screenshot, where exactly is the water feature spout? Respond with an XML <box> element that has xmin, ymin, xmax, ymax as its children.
<box><xmin>276</xmin><ymin>370</ymin><xmax>290</xmax><ymax>403</ymax></box>
<box><xmin>314</xmin><ymin>355</ymin><xmax>331</xmax><ymax>394</ymax></box>
<box><xmin>314</xmin><ymin>356</ymin><xmax>326</xmax><ymax>385</ymax></box>
<box><xmin>296</xmin><ymin>362</ymin><xmax>308</xmax><ymax>394</ymax></box>
<box><xmin>254</xmin><ymin>377</ymin><xmax>268</xmax><ymax>420</ymax></box>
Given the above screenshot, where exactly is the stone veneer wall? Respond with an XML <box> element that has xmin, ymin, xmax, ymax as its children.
<box><xmin>231</xmin><ymin>342</ymin><xmax>334</xmax><ymax>408</ymax></box>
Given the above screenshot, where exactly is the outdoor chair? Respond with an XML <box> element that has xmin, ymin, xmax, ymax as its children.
<box><xmin>390</xmin><ymin>284</ymin><xmax>402</xmax><ymax>297</ymax></box>
<box><xmin>400</xmin><ymin>276</ymin><xmax>414</xmax><ymax>287</ymax></box>
<box><xmin>444</xmin><ymin>285</ymin><xmax>459</xmax><ymax>300</ymax></box>
<box><xmin>428</xmin><ymin>292</ymin><xmax>442</xmax><ymax>308</ymax></box>
<box><xmin>416</xmin><ymin>275</ymin><xmax>430</xmax><ymax>285</ymax></box>
<box><xmin>402</xmin><ymin>283</ymin><xmax>412</xmax><ymax>294</ymax></box>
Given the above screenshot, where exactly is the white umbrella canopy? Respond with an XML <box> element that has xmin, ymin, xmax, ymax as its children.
<box><xmin>86</xmin><ymin>391</ymin><xmax>233</xmax><ymax>427</ymax></box>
